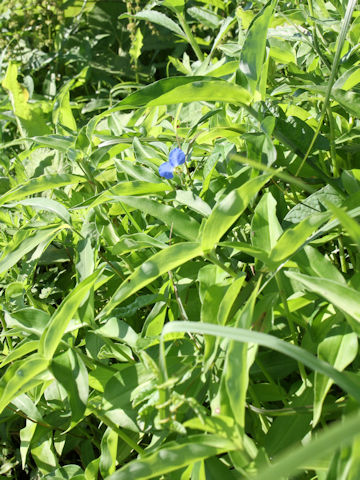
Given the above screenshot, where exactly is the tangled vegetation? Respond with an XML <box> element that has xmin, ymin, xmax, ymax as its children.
<box><xmin>0</xmin><ymin>0</ymin><xmax>360</xmax><ymax>478</ymax></box>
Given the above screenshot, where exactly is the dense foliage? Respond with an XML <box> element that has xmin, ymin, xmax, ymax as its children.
<box><xmin>1</xmin><ymin>0</ymin><xmax>360</xmax><ymax>478</ymax></box>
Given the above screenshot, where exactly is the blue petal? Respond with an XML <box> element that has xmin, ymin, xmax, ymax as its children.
<box><xmin>169</xmin><ymin>147</ymin><xmax>185</xmax><ymax>167</ymax></box>
<box><xmin>159</xmin><ymin>161</ymin><xmax>174</xmax><ymax>179</ymax></box>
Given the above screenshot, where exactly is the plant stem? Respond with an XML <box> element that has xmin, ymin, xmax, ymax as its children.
<box><xmin>275</xmin><ymin>272</ymin><xmax>307</xmax><ymax>382</ymax></box>
<box><xmin>89</xmin><ymin>407</ymin><xmax>144</xmax><ymax>455</ymax></box>
<box><xmin>176</xmin><ymin>12</ymin><xmax>204</xmax><ymax>62</ymax></box>
<box><xmin>296</xmin><ymin>0</ymin><xmax>357</xmax><ymax>176</ymax></box>
<box><xmin>205</xmin><ymin>252</ymin><xmax>238</xmax><ymax>278</ymax></box>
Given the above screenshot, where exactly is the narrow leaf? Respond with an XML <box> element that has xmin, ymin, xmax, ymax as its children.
<box><xmin>99</xmin><ymin>242</ymin><xmax>203</xmax><ymax>318</ymax></box>
<box><xmin>0</xmin><ymin>225</ymin><xmax>66</xmax><ymax>275</ymax></box>
<box><xmin>285</xmin><ymin>271</ymin><xmax>360</xmax><ymax>324</ymax></box>
<box><xmin>39</xmin><ymin>270</ymin><xmax>101</xmax><ymax>359</ymax></box>
<box><xmin>51</xmin><ymin>349</ymin><xmax>89</xmax><ymax>424</ymax></box>
<box><xmin>0</xmin><ymin>174</ymin><xmax>85</xmax><ymax>206</ymax></box>
<box><xmin>161</xmin><ymin>321</ymin><xmax>360</xmax><ymax>403</ymax></box>
<box><xmin>0</xmin><ymin>354</ymin><xmax>49</xmax><ymax>414</ymax></box>
<box><xmin>239</xmin><ymin>0</ymin><xmax>276</xmax><ymax>94</ymax></box>
<box><xmin>202</xmin><ymin>174</ymin><xmax>271</xmax><ymax>252</ymax></box>
<box><xmin>106</xmin><ymin>435</ymin><xmax>235</xmax><ymax>480</ymax></box>
<box><xmin>116</xmin><ymin>196</ymin><xmax>200</xmax><ymax>242</ymax></box>
<box><xmin>7</xmin><ymin>197</ymin><xmax>71</xmax><ymax>224</ymax></box>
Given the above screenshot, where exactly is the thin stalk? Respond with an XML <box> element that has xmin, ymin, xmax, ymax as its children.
<box><xmin>119</xmin><ymin>201</ymin><xmax>142</xmax><ymax>233</ymax></box>
<box><xmin>254</xmin><ymin>357</ymin><xmax>289</xmax><ymax>407</ymax></box>
<box><xmin>327</xmin><ymin>106</ymin><xmax>339</xmax><ymax>176</ymax></box>
<box><xmin>176</xmin><ymin>12</ymin><xmax>204</xmax><ymax>62</ymax></box>
<box><xmin>248</xmin><ymin>383</ymin><xmax>271</xmax><ymax>432</ymax></box>
<box><xmin>0</xmin><ymin>311</ymin><xmax>12</xmax><ymax>350</ymax></box>
<box><xmin>76</xmin><ymin>228</ymin><xmax>125</xmax><ymax>280</ymax></box>
<box><xmin>90</xmin><ymin>407</ymin><xmax>144</xmax><ymax>455</ymax></box>
<box><xmin>338</xmin><ymin>235</ymin><xmax>347</xmax><ymax>273</ymax></box>
<box><xmin>158</xmin><ymin>334</ymin><xmax>169</xmax><ymax>422</ymax></box>
<box><xmin>296</xmin><ymin>0</ymin><xmax>357</xmax><ymax>176</ymax></box>
<box><xmin>307</xmin><ymin>0</ymin><xmax>330</xmax><ymax>69</ymax></box>
<box><xmin>174</xmin><ymin>103</ymin><xmax>182</xmax><ymax>146</ymax></box>
<box><xmin>246</xmin><ymin>401</ymin><xmax>345</xmax><ymax>417</ymax></box>
<box><xmin>275</xmin><ymin>273</ymin><xmax>307</xmax><ymax>382</ymax></box>
<box><xmin>205</xmin><ymin>252</ymin><xmax>238</xmax><ymax>278</ymax></box>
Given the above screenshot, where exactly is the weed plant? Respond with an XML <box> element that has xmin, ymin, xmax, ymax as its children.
<box><xmin>0</xmin><ymin>0</ymin><xmax>360</xmax><ymax>478</ymax></box>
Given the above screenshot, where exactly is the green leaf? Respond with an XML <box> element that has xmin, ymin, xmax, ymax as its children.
<box><xmin>112</xmin><ymin>234</ymin><xmax>166</xmax><ymax>255</ymax></box>
<box><xmin>31</xmin><ymin>134</ymin><xmax>75</xmax><ymax>151</ymax></box>
<box><xmin>145</xmin><ymin>78</ymin><xmax>252</xmax><ymax>108</ymax></box>
<box><xmin>202</xmin><ymin>174</ymin><xmax>271</xmax><ymax>252</ymax></box>
<box><xmin>161</xmin><ymin>321</ymin><xmax>360</xmax><ymax>403</ymax></box>
<box><xmin>187</xmin><ymin>7</ymin><xmax>221</xmax><ymax>29</ymax></box>
<box><xmin>170</xmin><ymin>190</ymin><xmax>212</xmax><ymax>217</ymax></box>
<box><xmin>12</xmin><ymin>394</ymin><xmax>44</xmax><ymax>424</ymax></box>
<box><xmin>285</xmin><ymin>271</ymin><xmax>360</xmax><ymax>325</ymax></box>
<box><xmin>219</xmin><ymin>241</ymin><xmax>270</xmax><ymax>265</ymax></box>
<box><xmin>100</xmin><ymin>427</ymin><xmax>118</xmax><ymax>477</ymax></box>
<box><xmin>313</xmin><ymin>326</ymin><xmax>358</xmax><ymax>426</ymax></box>
<box><xmin>0</xmin><ymin>174</ymin><xmax>85</xmax><ymax>206</ymax></box>
<box><xmin>39</xmin><ymin>270</ymin><xmax>101</xmax><ymax>359</ymax></box>
<box><xmin>0</xmin><ymin>225</ymin><xmax>67</xmax><ymax>276</ymax></box>
<box><xmin>0</xmin><ymin>340</ymin><xmax>39</xmax><ymax>367</ymax></box>
<box><xmin>268</xmin><ymin>213</ymin><xmax>328</xmax><ymax>267</ymax></box>
<box><xmin>162</xmin><ymin>0</ymin><xmax>184</xmax><ymax>13</ymax></box>
<box><xmin>199</xmin><ymin>266</ymin><xmax>229</xmax><ymax>369</ymax></box>
<box><xmin>293</xmin><ymin>245</ymin><xmax>345</xmax><ymax>284</ymax></box>
<box><xmin>239</xmin><ymin>0</ymin><xmax>276</xmax><ymax>95</ymax></box>
<box><xmin>2</xmin><ymin>62</ymin><xmax>51</xmax><ymax>136</ymax></box>
<box><xmin>332</xmin><ymin>89</ymin><xmax>360</xmax><ymax>118</ymax></box>
<box><xmin>325</xmin><ymin>201</ymin><xmax>360</xmax><ymax>247</ymax></box>
<box><xmin>6</xmin><ymin>197</ymin><xmax>71</xmax><ymax>224</ymax></box>
<box><xmin>87</xmin><ymin>77</ymin><xmax>251</xmax><ymax>138</ymax></box>
<box><xmin>6</xmin><ymin>308</ymin><xmax>50</xmax><ymax>336</ymax></box>
<box><xmin>115</xmin><ymin>196</ymin><xmax>200</xmax><ymax>242</ymax></box>
<box><xmin>0</xmin><ymin>353</ymin><xmax>49</xmax><ymax>414</ymax></box>
<box><xmin>53</xmin><ymin>82</ymin><xmax>77</xmax><ymax>133</ymax></box>
<box><xmin>283</xmin><ymin>185</ymin><xmax>343</xmax><ymax>227</ymax></box>
<box><xmin>30</xmin><ymin>425</ymin><xmax>58</xmax><ymax>474</ymax></box>
<box><xmin>251</xmin><ymin>191</ymin><xmax>282</xmax><ymax>252</ymax></box>
<box><xmin>75</xmin><ymin>182</ymin><xmax>171</xmax><ymax>210</ymax></box>
<box><xmin>51</xmin><ymin>349</ymin><xmax>89</xmax><ymax>424</ymax></box>
<box><xmin>99</xmin><ymin>242</ymin><xmax>203</xmax><ymax>318</ymax></box>
<box><xmin>253</xmin><ymin>410</ymin><xmax>360</xmax><ymax>480</ymax></box>
<box><xmin>222</xmin><ymin>282</ymin><xmax>260</xmax><ymax>429</ymax></box>
<box><xmin>20</xmin><ymin>420</ymin><xmax>37</xmax><ymax>469</ymax></box>
<box><xmin>264</xmin><ymin>384</ymin><xmax>313</xmax><ymax>457</ymax></box>
<box><xmin>95</xmin><ymin>318</ymin><xmax>138</xmax><ymax>347</ymax></box>
<box><xmin>121</xmin><ymin>10</ymin><xmax>185</xmax><ymax>37</ymax></box>
<box><xmin>106</xmin><ymin>435</ymin><xmax>235</xmax><ymax>480</ymax></box>
<box><xmin>217</xmin><ymin>275</ymin><xmax>246</xmax><ymax>325</ymax></box>
<box><xmin>43</xmin><ymin>465</ymin><xmax>84</xmax><ymax>479</ymax></box>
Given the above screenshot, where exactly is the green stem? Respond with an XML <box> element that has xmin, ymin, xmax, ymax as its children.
<box><xmin>205</xmin><ymin>252</ymin><xmax>237</xmax><ymax>278</ymax></box>
<box><xmin>176</xmin><ymin>12</ymin><xmax>204</xmax><ymax>62</ymax></box>
<box><xmin>338</xmin><ymin>235</ymin><xmax>347</xmax><ymax>274</ymax></box>
<box><xmin>327</xmin><ymin>106</ymin><xmax>339</xmax><ymax>177</ymax></box>
<box><xmin>296</xmin><ymin>0</ymin><xmax>357</xmax><ymax>176</ymax></box>
<box><xmin>158</xmin><ymin>334</ymin><xmax>169</xmax><ymax>422</ymax></box>
<box><xmin>89</xmin><ymin>407</ymin><xmax>144</xmax><ymax>455</ymax></box>
<box><xmin>0</xmin><ymin>311</ymin><xmax>12</xmax><ymax>350</ymax></box>
<box><xmin>248</xmin><ymin>383</ymin><xmax>271</xmax><ymax>431</ymax></box>
<box><xmin>275</xmin><ymin>273</ymin><xmax>307</xmax><ymax>382</ymax></box>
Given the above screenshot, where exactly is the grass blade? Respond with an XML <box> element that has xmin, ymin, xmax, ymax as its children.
<box><xmin>99</xmin><ymin>242</ymin><xmax>203</xmax><ymax>318</ymax></box>
<box><xmin>161</xmin><ymin>321</ymin><xmax>360</xmax><ymax>403</ymax></box>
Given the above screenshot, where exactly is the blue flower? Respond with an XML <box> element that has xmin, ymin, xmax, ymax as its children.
<box><xmin>169</xmin><ymin>148</ymin><xmax>185</xmax><ymax>167</ymax></box>
<box><xmin>159</xmin><ymin>148</ymin><xmax>186</xmax><ymax>179</ymax></box>
<box><xmin>158</xmin><ymin>161</ymin><xmax>174</xmax><ymax>179</ymax></box>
